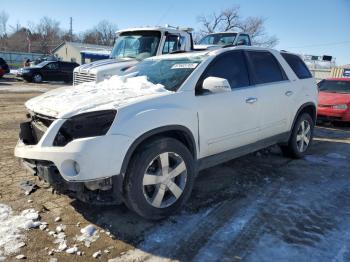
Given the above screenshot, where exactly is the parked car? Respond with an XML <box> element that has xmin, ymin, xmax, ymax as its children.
<box><xmin>18</xmin><ymin>61</ymin><xmax>79</xmax><ymax>83</ymax></box>
<box><xmin>0</xmin><ymin>57</ymin><xmax>10</xmax><ymax>78</ymax></box>
<box><xmin>317</xmin><ymin>78</ymin><xmax>350</xmax><ymax>122</ymax></box>
<box><xmin>15</xmin><ymin>46</ymin><xmax>317</xmax><ymax>220</ymax></box>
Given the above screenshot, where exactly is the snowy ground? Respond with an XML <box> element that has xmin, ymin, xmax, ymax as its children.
<box><xmin>0</xmin><ymin>76</ymin><xmax>350</xmax><ymax>261</ymax></box>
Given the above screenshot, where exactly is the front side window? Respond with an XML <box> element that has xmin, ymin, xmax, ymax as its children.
<box><xmin>200</xmin><ymin>51</ymin><xmax>250</xmax><ymax>90</ymax></box>
<box><xmin>123</xmin><ymin>55</ymin><xmax>206</xmax><ymax>91</ymax></box>
<box><xmin>318</xmin><ymin>80</ymin><xmax>350</xmax><ymax>94</ymax></box>
<box><xmin>237</xmin><ymin>34</ymin><xmax>251</xmax><ymax>45</ymax></box>
<box><xmin>163</xmin><ymin>35</ymin><xmax>181</xmax><ymax>54</ymax></box>
<box><xmin>281</xmin><ymin>53</ymin><xmax>312</xmax><ymax>79</ymax></box>
<box><xmin>199</xmin><ymin>33</ymin><xmax>237</xmax><ymax>45</ymax></box>
<box><xmin>247</xmin><ymin>51</ymin><xmax>287</xmax><ymax>84</ymax></box>
<box><xmin>110</xmin><ymin>31</ymin><xmax>161</xmax><ymax>60</ymax></box>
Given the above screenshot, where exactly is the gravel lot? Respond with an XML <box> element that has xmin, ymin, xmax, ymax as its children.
<box><xmin>1</xmin><ymin>76</ymin><xmax>350</xmax><ymax>262</ymax></box>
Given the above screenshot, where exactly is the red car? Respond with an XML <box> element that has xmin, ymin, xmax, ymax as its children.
<box><xmin>317</xmin><ymin>78</ymin><xmax>350</xmax><ymax>122</ymax></box>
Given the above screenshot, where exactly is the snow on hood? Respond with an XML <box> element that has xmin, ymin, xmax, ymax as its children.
<box><xmin>25</xmin><ymin>75</ymin><xmax>171</xmax><ymax>118</ymax></box>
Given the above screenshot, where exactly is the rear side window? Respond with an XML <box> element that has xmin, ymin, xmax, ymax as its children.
<box><xmin>247</xmin><ymin>51</ymin><xmax>287</xmax><ymax>85</ymax></box>
<box><xmin>281</xmin><ymin>53</ymin><xmax>312</xmax><ymax>79</ymax></box>
<box><xmin>202</xmin><ymin>51</ymin><xmax>250</xmax><ymax>89</ymax></box>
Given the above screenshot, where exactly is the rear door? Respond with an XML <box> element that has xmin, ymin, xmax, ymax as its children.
<box><xmin>196</xmin><ymin>50</ymin><xmax>260</xmax><ymax>157</ymax></box>
<box><xmin>246</xmin><ymin>50</ymin><xmax>291</xmax><ymax>139</ymax></box>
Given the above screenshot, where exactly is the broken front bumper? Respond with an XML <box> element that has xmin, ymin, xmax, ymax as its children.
<box><xmin>15</xmin><ymin>118</ymin><xmax>132</xmax><ymax>182</ymax></box>
<box><xmin>21</xmin><ymin>159</ymin><xmax>123</xmax><ymax>205</ymax></box>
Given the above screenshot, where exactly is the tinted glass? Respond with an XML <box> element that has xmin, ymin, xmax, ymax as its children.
<box><xmin>281</xmin><ymin>53</ymin><xmax>312</xmax><ymax>79</ymax></box>
<box><xmin>318</xmin><ymin>80</ymin><xmax>350</xmax><ymax>94</ymax></box>
<box><xmin>45</xmin><ymin>63</ymin><xmax>59</xmax><ymax>70</ymax></box>
<box><xmin>163</xmin><ymin>35</ymin><xmax>181</xmax><ymax>54</ymax></box>
<box><xmin>248</xmin><ymin>51</ymin><xmax>286</xmax><ymax>84</ymax></box>
<box><xmin>237</xmin><ymin>35</ymin><xmax>251</xmax><ymax>45</ymax></box>
<box><xmin>203</xmin><ymin>51</ymin><xmax>250</xmax><ymax>89</ymax></box>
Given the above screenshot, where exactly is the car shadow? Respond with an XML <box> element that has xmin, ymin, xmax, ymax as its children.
<box><xmin>70</xmin><ymin>127</ymin><xmax>350</xmax><ymax>261</ymax></box>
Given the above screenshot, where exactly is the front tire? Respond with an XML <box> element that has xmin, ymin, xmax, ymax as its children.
<box><xmin>281</xmin><ymin>113</ymin><xmax>314</xmax><ymax>158</ymax></box>
<box><xmin>32</xmin><ymin>73</ymin><xmax>42</xmax><ymax>83</ymax></box>
<box><xmin>124</xmin><ymin>137</ymin><xmax>195</xmax><ymax>220</ymax></box>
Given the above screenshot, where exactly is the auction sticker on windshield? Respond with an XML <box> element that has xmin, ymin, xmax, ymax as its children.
<box><xmin>171</xmin><ymin>63</ymin><xmax>198</xmax><ymax>69</ymax></box>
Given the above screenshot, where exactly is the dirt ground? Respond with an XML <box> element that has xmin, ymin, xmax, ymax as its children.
<box><xmin>1</xmin><ymin>76</ymin><xmax>350</xmax><ymax>262</ymax></box>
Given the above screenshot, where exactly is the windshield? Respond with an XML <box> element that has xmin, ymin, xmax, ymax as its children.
<box><xmin>199</xmin><ymin>33</ymin><xmax>237</xmax><ymax>45</ymax></box>
<box><xmin>110</xmin><ymin>31</ymin><xmax>161</xmax><ymax>60</ymax></box>
<box><xmin>319</xmin><ymin>80</ymin><xmax>350</xmax><ymax>94</ymax></box>
<box><xmin>122</xmin><ymin>55</ymin><xmax>206</xmax><ymax>91</ymax></box>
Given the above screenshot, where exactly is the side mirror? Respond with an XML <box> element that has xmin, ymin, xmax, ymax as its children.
<box><xmin>202</xmin><ymin>77</ymin><xmax>231</xmax><ymax>94</ymax></box>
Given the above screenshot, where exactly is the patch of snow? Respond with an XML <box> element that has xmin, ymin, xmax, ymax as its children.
<box><xmin>66</xmin><ymin>246</ymin><xmax>78</xmax><ymax>254</ymax></box>
<box><xmin>10</xmin><ymin>69</ymin><xmax>18</xmax><ymax>75</ymax></box>
<box><xmin>326</xmin><ymin>152</ymin><xmax>347</xmax><ymax>159</ymax></box>
<box><xmin>25</xmin><ymin>75</ymin><xmax>171</xmax><ymax>118</ymax></box>
<box><xmin>54</xmin><ymin>217</ymin><xmax>61</xmax><ymax>222</ymax></box>
<box><xmin>0</xmin><ymin>204</ymin><xmax>40</xmax><ymax>257</ymax></box>
<box><xmin>92</xmin><ymin>250</ymin><xmax>102</xmax><ymax>258</ymax></box>
<box><xmin>76</xmin><ymin>224</ymin><xmax>99</xmax><ymax>247</ymax></box>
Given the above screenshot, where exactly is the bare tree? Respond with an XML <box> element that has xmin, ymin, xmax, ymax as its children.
<box><xmin>197</xmin><ymin>6</ymin><xmax>278</xmax><ymax>48</ymax></box>
<box><xmin>0</xmin><ymin>10</ymin><xmax>9</xmax><ymax>37</ymax></box>
<box><xmin>82</xmin><ymin>20</ymin><xmax>117</xmax><ymax>46</ymax></box>
<box><xmin>33</xmin><ymin>17</ymin><xmax>61</xmax><ymax>53</ymax></box>
<box><xmin>238</xmin><ymin>17</ymin><xmax>278</xmax><ymax>48</ymax></box>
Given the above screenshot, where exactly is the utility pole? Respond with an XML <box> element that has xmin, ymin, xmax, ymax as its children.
<box><xmin>69</xmin><ymin>17</ymin><xmax>73</xmax><ymax>41</ymax></box>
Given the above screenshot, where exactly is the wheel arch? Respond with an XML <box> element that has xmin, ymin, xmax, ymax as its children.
<box><xmin>289</xmin><ymin>102</ymin><xmax>317</xmax><ymax>140</ymax></box>
<box><xmin>120</xmin><ymin>125</ymin><xmax>197</xmax><ymax>178</ymax></box>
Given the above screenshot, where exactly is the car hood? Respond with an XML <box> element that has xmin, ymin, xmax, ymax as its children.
<box><xmin>318</xmin><ymin>91</ymin><xmax>350</xmax><ymax>105</ymax></box>
<box><xmin>74</xmin><ymin>58</ymin><xmax>137</xmax><ymax>74</ymax></box>
<box><xmin>25</xmin><ymin>75</ymin><xmax>171</xmax><ymax>118</ymax></box>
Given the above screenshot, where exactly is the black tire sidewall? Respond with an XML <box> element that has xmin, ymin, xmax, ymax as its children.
<box><xmin>124</xmin><ymin>137</ymin><xmax>195</xmax><ymax>220</ymax></box>
<box><xmin>33</xmin><ymin>73</ymin><xmax>42</xmax><ymax>83</ymax></box>
<box><xmin>289</xmin><ymin>113</ymin><xmax>314</xmax><ymax>158</ymax></box>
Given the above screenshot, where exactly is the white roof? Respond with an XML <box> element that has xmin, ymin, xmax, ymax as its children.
<box><xmin>116</xmin><ymin>27</ymin><xmax>189</xmax><ymax>35</ymax></box>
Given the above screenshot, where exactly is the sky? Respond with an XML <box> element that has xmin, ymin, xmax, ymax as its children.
<box><xmin>2</xmin><ymin>0</ymin><xmax>350</xmax><ymax>65</ymax></box>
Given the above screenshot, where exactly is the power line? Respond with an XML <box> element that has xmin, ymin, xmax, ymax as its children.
<box><xmin>286</xmin><ymin>40</ymin><xmax>350</xmax><ymax>49</ymax></box>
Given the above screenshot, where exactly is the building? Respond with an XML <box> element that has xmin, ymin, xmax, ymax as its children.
<box><xmin>52</xmin><ymin>42</ymin><xmax>112</xmax><ymax>65</ymax></box>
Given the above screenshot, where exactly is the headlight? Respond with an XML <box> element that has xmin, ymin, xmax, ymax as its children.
<box><xmin>22</xmin><ymin>69</ymin><xmax>30</xmax><ymax>73</ymax></box>
<box><xmin>332</xmin><ymin>104</ymin><xmax>348</xmax><ymax>110</ymax></box>
<box><xmin>53</xmin><ymin>110</ymin><xmax>117</xmax><ymax>146</ymax></box>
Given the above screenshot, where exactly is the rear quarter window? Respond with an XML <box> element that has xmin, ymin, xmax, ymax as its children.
<box><xmin>281</xmin><ymin>53</ymin><xmax>312</xmax><ymax>79</ymax></box>
<box><xmin>247</xmin><ymin>51</ymin><xmax>287</xmax><ymax>85</ymax></box>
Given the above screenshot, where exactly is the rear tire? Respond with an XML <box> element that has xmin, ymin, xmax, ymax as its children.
<box><xmin>124</xmin><ymin>137</ymin><xmax>195</xmax><ymax>220</ymax></box>
<box><xmin>281</xmin><ymin>113</ymin><xmax>314</xmax><ymax>158</ymax></box>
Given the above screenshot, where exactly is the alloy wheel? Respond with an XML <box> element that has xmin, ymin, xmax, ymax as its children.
<box><xmin>142</xmin><ymin>152</ymin><xmax>187</xmax><ymax>208</ymax></box>
<box><xmin>296</xmin><ymin>120</ymin><xmax>311</xmax><ymax>152</ymax></box>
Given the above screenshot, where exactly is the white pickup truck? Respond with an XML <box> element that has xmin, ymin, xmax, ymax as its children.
<box><xmin>73</xmin><ymin>26</ymin><xmax>194</xmax><ymax>85</ymax></box>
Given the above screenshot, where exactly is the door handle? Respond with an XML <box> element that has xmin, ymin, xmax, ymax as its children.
<box><xmin>245</xmin><ymin>97</ymin><xmax>258</xmax><ymax>104</ymax></box>
<box><xmin>285</xmin><ymin>91</ymin><xmax>293</xmax><ymax>96</ymax></box>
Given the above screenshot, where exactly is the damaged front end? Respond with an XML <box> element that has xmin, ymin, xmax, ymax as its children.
<box><xmin>21</xmin><ymin>159</ymin><xmax>124</xmax><ymax>205</ymax></box>
<box><xmin>19</xmin><ymin>110</ymin><xmax>122</xmax><ymax>205</ymax></box>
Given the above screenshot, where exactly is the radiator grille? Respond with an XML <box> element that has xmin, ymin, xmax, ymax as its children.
<box><xmin>73</xmin><ymin>72</ymin><xmax>97</xmax><ymax>85</ymax></box>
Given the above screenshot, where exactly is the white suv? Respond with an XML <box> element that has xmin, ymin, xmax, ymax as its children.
<box><xmin>15</xmin><ymin>46</ymin><xmax>317</xmax><ymax>219</ymax></box>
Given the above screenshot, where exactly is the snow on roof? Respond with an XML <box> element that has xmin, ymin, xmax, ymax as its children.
<box><xmin>80</xmin><ymin>49</ymin><xmax>111</xmax><ymax>56</ymax></box>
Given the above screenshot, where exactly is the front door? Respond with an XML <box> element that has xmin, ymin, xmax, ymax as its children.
<box><xmin>196</xmin><ymin>51</ymin><xmax>260</xmax><ymax>157</ymax></box>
